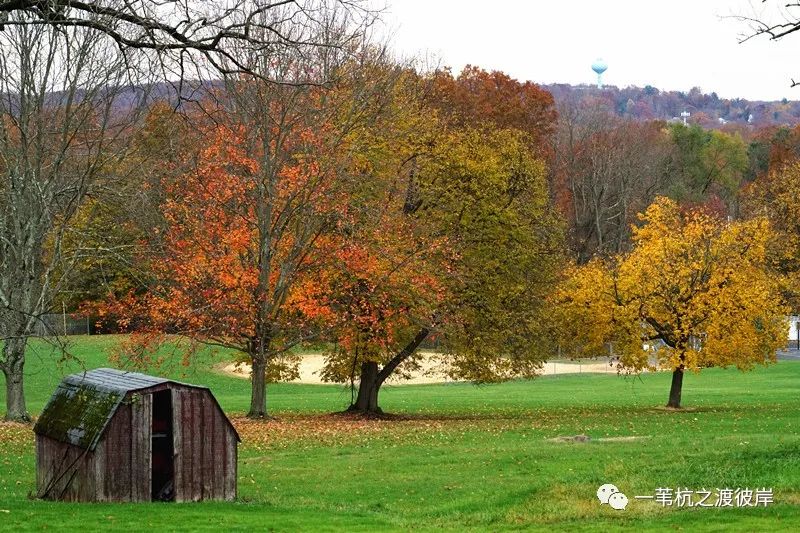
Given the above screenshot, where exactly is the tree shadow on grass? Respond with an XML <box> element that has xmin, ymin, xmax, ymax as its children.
<box><xmin>644</xmin><ymin>405</ymin><xmax>771</xmax><ymax>415</ymax></box>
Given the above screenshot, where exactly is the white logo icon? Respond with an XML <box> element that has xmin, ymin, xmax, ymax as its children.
<box><xmin>597</xmin><ymin>483</ymin><xmax>628</xmax><ymax>510</ymax></box>
<box><xmin>608</xmin><ymin>491</ymin><xmax>629</xmax><ymax>510</ymax></box>
<box><xmin>597</xmin><ymin>483</ymin><xmax>619</xmax><ymax>504</ymax></box>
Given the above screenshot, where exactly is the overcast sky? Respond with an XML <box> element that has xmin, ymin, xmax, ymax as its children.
<box><xmin>380</xmin><ymin>0</ymin><xmax>800</xmax><ymax>101</ymax></box>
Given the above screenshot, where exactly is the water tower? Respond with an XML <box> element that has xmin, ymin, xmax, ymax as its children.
<box><xmin>592</xmin><ymin>58</ymin><xmax>608</xmax><ymax>89</ymax></box>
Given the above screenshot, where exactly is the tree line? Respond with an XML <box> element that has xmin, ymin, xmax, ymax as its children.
<box><xmin>545</xmin><ymin>83</ymin><xmax>800</xmax><ymax>128</ymax></box>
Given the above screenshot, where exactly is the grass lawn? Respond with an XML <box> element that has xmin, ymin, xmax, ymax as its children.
<box><xmin>1</xmin><ymin>335</ymin><xmax>799</xmax><ymax>531</ymax></box>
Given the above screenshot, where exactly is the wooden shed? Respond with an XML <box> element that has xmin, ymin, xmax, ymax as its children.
<box><xmin>33</xmin><ymin>368</ymin><xmax>239</xmax><ymax>502</ymax></box>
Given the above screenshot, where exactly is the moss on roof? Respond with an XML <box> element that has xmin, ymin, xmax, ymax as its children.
<box><xmin>33</xmin><ymin>368</ymin><xmax>169</xmax><ymax>450</ymax></box>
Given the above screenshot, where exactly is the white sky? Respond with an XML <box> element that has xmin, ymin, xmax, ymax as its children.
<box><xmin>381</xmin><ymin>0</ymin><xmax>800</xmax><ymax>101</ymax></box>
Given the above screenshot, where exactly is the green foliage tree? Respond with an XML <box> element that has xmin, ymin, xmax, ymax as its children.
<box><xmin>667</xmin><ymin>124</ymin><xmax>748</xmax><ymax>208</ymax></box>
<box><xmin>431</xmin><ymin>130</ymin><xmax>564</xmax><ymax>383</ymax></box>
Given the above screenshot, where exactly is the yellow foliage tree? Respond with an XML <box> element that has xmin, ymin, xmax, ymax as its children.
<box><xmin>741</xmin><ymin>161</ymin><xmax>800</xmax><ymax>311</ymax></box>
<box><xmin>556</xmin><ymin>196</ymin><xmax>787</xmax><ymax>408</ymax></box>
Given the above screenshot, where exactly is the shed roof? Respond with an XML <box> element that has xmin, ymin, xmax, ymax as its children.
<box><xmin>34</xmin><ymin>368</ymin><xmax>239</xmax><ymax>450</ymax></box>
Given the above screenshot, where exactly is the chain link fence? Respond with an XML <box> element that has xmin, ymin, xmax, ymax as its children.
<box><xmin>30</xmin><ymin>313</ymin><xmax>97</xmax><ymax>337</ymax></box>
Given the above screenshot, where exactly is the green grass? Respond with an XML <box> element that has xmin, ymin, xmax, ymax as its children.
<box><xmin>1</xmin><ymin>335</ymin><xmax>800</xmax><ymax>531</ymax></box>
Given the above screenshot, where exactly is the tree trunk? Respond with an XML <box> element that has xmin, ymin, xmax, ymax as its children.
<box><xmin>666</xmin><ymin>366</ymin><xmax>684</xmax><ymax>409</ymax></box>
<box><xmin>350</xmin><ymin>360</ymin><xmax>381</xmax><ymax>414</ymax></box>
<box><xmin>349</xmin><ymin>328</ymin><xmax>430</xmax><ymax>415</ymax></box>
<box><xmin>2</xmin><ymin>336</ymin><xmax>30</xmax><ymax>422</ymax></box>
<box><xmin>248</xmin><ymin>355</ymin><xmax>268</xmax><ymax>418</ymax></box>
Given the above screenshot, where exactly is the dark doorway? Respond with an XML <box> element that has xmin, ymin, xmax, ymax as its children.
<box><xmin>151</xmin><ymin>390</ymin><xmax>175</xmax><ymax>501</ymax></box>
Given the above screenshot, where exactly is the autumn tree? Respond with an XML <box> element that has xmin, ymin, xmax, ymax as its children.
<box><xmin>300</xmin><ymin>65</ymin><xmax>563</xmax><ymax>414</ymax></box>
<box><xmin>63</xmin><ymin>103</ymin><xmax>205</xmax><ymax>318</ymax></box>
<box><xmin>745</xmin><ymin>125</ymin><xmax>800</xmax><ymax>183</ymax></box>
<box><xmin>556</xmin><ymin>197</ymin><xmax>786</xmax><ymax>408</ymax></box>
<box><xmin>112</xmin><ymin>8</ymin><xmax>405</xmax><ymax>417</ymax></box>
<box><xmin>428</xmin><ymin>129</ymin><xmax>564</xmax><ymax>384</ymax></box>
<box><xmin>430</xmin><ymin>65</ymin><xmax>556</xmax><ymax>154</ymax></box>
<box><xmin>318</xmin><ymin>118</ymin><xmax>564</xmax><ymax>413</ymax></box>
<box><xmin>306</xmin><ymin>71</ymin><xmax>447</xmax><ymax>412</ymax></box>
<box><xmin>53</xmin><ymin>199</ymin><xmax>144</xmax><ymax>313</ymax></box>
<box><xmin>741</xmin><ymin>161</ymin><xmax>800</xmax><ymax>311</ymax></box>
<box><xmin>215</xmin><ymin>36</ymin><xmax>401</xmax><ymax>419</ymax></box>
<box><xmin>111</xmin><ymin>122</ymin><xmax>320</xmax><ymax>369</ymax></box>
<box><xmin>552</xmin><ymin>118</ymin><xmax>748</xmax><ymax>263</ymax></box>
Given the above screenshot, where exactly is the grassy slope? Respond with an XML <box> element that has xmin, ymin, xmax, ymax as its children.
<box><xmin>0</xmin><ymin>335</ymin><xmax>798</xmax><ymax>531</ymax></box>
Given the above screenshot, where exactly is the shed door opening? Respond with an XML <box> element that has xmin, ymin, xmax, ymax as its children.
<box><xmin>151</xmin><ymin>390</ymin><xmax>175</xmax><ymax>501</ymax></box>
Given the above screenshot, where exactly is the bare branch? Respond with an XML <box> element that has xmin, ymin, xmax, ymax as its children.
<box><xmin>0</xmin><ymin>1</ymin><xmax>378</xmax><ymax>82</ymax></box>
<box><xmin>730</xmin><ymin>0</ymin><xmax>800</xmax><ymax>86</ymax></box>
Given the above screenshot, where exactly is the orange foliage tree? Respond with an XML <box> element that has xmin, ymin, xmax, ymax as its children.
<box><xmin>109</xmin><ymin>44</ymin><xmax>405</xmax><ymax>417</ymax></box>
<box><xmin>109</xmin><ymin>120</ymin><xmax>356</xmax><ymax>417</ymax></box>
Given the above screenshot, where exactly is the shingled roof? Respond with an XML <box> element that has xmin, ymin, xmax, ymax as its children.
<box><xmin>33</xmin><ymin>368</ymin><xmax>238</xmax><ymax>450</ymax></box>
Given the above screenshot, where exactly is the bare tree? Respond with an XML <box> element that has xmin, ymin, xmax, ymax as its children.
<box><xmin>552</xmin><ymin>97</ymin><xmax>672</xmax><ymax>262</ymax></box>
<box><xmin>0</xmin><ymin>12</ymin><xmax>154</xmax><ymax>421</ymax></box>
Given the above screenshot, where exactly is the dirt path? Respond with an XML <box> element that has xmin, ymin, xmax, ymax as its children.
<box><xmin>217</xmin><ymin>352</ymin><xmax>616</xmax><ymax>385</ymax></box>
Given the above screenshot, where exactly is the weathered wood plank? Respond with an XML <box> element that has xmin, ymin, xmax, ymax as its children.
<box><xmin>120</xmin><ymin>403</ymin><xmax>131</xmax><ymax>501</ymax></box>
<box><xmin>84</xmin><ymin>445</ymin><xmax>96</xmax><ymax>502</ymax></box>
<box><xmin>190</xmin><ymin>390</ymin><xmax>203</xmax><ymax>501</ymax></box>
<box><xmin>99</xmin><ymin>402</ymin><xmax>130</xmax><ymax>501</ymax></box>
<box><xmin>93</xmin><ymin>436</ymin><xmax>106</xmax><ymax>501</ymax></box>
<box><xmin>35</xmin><ymin>437</ymin><xmax>44</xmax><ymax>496</ymax></box>
<box><xmin>212</xmin><ymin>399</ymin><xmax>225</xmax><ymax>500</ymax></box>
<box><xmin>103</xmin><ymin>407</ymin><xmax>116</xmax><ymax>499</ymax></box>
<box><xmin>201</xmin><ymin>392</ymin><xmax>213</xmax><ymax>499</ymax></box>
<box><xmin>131</xmin><ymin>393</ymin><xmax>152</xmax><ymax>501</ymax></box>
<box><xmin>224</xmin><ymin>431</ymin><xmax>237</xmax><ymax>501</ymax></box>
<box><xmin>36</xmin><ymin>436</ymin><xmax>90</xmax><ymax>501</ymax></box>
<box><xmin>68</xmin><ymin>442</ymin><xmax>84</xmax><ymax>500</ymax></box>
<box><xmin>172</xmin><ymin>388</ymin><xmax>184</xmax><ymax>502</ymax></box>
<box><xmin>183</xmin><ymin>388</ymin><xmax>194</xmax><ymax>501</ymax></box>
<box><xmin>145</xmin><ymin>393</ymin><xmax>154</xmax><ymax>502</ymax></box>
<box><xmin>37</xmin><ymin>436</ymin><xmax>53</xmax><ymax>499</ymax></box>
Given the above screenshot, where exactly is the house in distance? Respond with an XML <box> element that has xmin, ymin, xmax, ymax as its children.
<box><xmin>33</xmin><ymin>368</ymin><xmax>239</xmax><ymax>502</ymax></box>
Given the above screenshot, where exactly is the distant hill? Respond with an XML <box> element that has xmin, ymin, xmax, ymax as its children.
<box><xmin>542</xmin><ymin>83</ymin><xmax>800</xmax><ymax>128</ymax></box>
